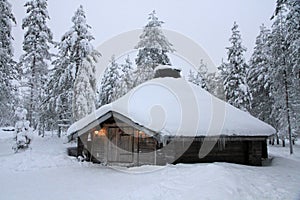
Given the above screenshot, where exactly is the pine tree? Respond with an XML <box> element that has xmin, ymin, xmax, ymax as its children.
<box><xmin>118</xmin><ymin>55</ymin><xmax>133</xmax><ymax>97</ymax></box>
<box><xmin>44</xmin><ymin>6</ymin><xmax>100</xmax><ymax>125</ymax></box>
<box><xmin>269</xmin><ymin>1</ymin><xmax>300</xmax><ymax>151</ymax></box>
<box><xmin>207</xmin><ymin>72</ymin><xmax>225</xmax><ymax>100</ymax></box>
<box><xmin>0</xmin><ymin>0</ymin><xmax>18</xmax><ymax>126</ymax></box>
<box><xmin>66</xmin><ymin>5</ymin><xmax>99</xmax><ymax>78</ymax></box>
<box><xmin>19</xmin><ymin>0</ymin><xmax>53</xmax><ymax>133</ymax></box>
<box><xmin>135</xmin><ymin>10</ymin><xmax>174</xmax><ymax>68</ymax></box>
<box><xmin>269</xmin><ymin>7</ymin><xmax>288</xmax><ymax>145</ymax></box>
<box><xmin>285</xmin><ymin>0</ymin><xmax>300</xmax><ymax>140</ymax></box>
<box><xmin>188</xmin><ymin>60</ymin><xmax>208</xmax><ymax>90</ymax></box>
<box><xmin>98</xmin><ymin>55</ymin><xmax>120</xmax><ymax>107</ymax></box>
<box><xmin>132</xmin><ymin>64</ymin><xmax>155</xmax><ymax>88</ymax></box>
<box><xmin>272</xmin><ymin>0</ymin><xmax>288</xmax><ymax>19</ymax></box>
<box><xmin>219</xmin><ymin>22</ymin><xmax>251</xmax><ymax>112</ymax></box>
<box><xmin>134</xmin><ymin>10</ymin><xmax>174</xmax><ymax>86</ymax></box>
<box><xmin>73</xmin><ymin>57</ymin><xmax>96</xmax><ymax>121</ymax></box>
<box><xmin>43</xmin><ymin>54</ymin><xmax>74</xmax><ymax>135</ymax></box>
<box><xmin>248</xmin><ymin>24</ymin><xmax>273</xmax><ymax>124</ymax></box>
<box><xmin>188</xmin><ymin>70</ymin><xmax>198</xmax><ymax>85</ymax></box>
<box><xmin>63</xmin><ymin>5</ymin><xmax>100</xmax><ymax>122</ymax></box>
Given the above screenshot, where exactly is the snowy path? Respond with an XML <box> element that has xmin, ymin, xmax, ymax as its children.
<box><xmin>0</xmin><ymin>131</ymin><xmax>300</xmax><ymax>200</ymax></box>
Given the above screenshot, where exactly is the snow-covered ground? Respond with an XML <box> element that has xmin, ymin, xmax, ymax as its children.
<box><xmin>0</xmin><ymin>129</ymin><xmax>299</xmax><ymax>200</ymax></box>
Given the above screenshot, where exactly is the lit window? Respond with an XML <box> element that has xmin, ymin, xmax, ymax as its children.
<box><xmin>94</xmin><ymin>127</ymin><xmax>107</xmax><ymax>136</ymax></box>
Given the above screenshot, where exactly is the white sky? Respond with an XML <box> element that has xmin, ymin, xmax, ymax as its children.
<box><xmin>10</xmin><ymin>0</ymin><xmax>276</xmax><ymax>69</ymax></box>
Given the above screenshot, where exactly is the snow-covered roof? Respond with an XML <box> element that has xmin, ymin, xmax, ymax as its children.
<box><xmin>68</xmin><ymin>77</ymin><xmax>275</xmax><ymax>137</ymax></box>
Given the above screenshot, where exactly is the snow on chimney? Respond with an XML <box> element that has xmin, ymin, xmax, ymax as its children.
<box><xmin>154</xmin><ymin>65</ymin><xmax>182</xmax><ymax>78</ymax></box>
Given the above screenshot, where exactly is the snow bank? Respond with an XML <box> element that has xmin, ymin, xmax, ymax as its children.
<box><xmin>68</xmin><ymin>77</ymin><xmax>276</xmax><ymax>137</ymax></box>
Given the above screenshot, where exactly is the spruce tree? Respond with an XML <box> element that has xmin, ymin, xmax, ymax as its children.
<box><xmin>98</xmin><ymin>55</ymin><xmax>120</xmax><ymax>107</ymax></box>
<box><xmin>43</xmin><ymin>54</ymin><xmax>74</xmax><ymax>135</ymax></box>
<box><xmin>133</xmin><ymin>10</ymin><xmax>174</xmax><ymax>87</ymax></box>
<box><xmin>206</xmin><ymin>72</ymin><xmax>225</xmax><ymax>100</ymax></box>
<box><xmin>285</xmin><ymin>0</ymin><xmax>300</xmax><ymax>140</ymax></box>
<box><xmin>19</xmin><ymin>0</ymin><xmax>53</xmax><ymax>133</ymax></box>
<box><xmin>66</xmin><ymin>5</ymin><xmax>99</xmax><ymax>78</ymax></box>
<box><xmin>269</xmin><ymin>7</ymin><xmax>289</xmax><ymax>145</ymax></box>
<box><xmin>219</xmin><ymin>22</ymin><xmax>251</xmax><ymax>112</ymax></box>
<box><xmin>118</xmin><ymin>55</ymin><xmax>133</xmax><ymax>98</ymax></box>
<box><xmin>55</xmin><ymin>5</ymin><xmax>100</xmax><ymax>122</ymax></box>
<box><xmin>269</xmin><ymin>1</ymin><xmax>299</xmax><ymax>151</ymax></box>
<box><xmin>73</xmin><ymin>58</ymin><xmax>96</xmax><ymax>121</ymax></box>
<box><xmin>0</xmin><ymin>0</ymin><xmax>18</xmax><ymax>126</ymax></box>
<box><xmin>248</xmin><ymin>24</ymin><xmax>273</xmax><ymax>123</ymax></box>
<box><xmin>135</xmin><ymin>10</ymin><xmax>174</xmax><ymax>68</ymax></box>
<box><xmin>44</xmin><ymin>6</ymin><xmax>100</xmax><ymax>125</ymax></box>
<box><xmin>132</xmin><ymin>63</ymin><xmax>155</xmax><ymax>88</ymax></box>
<box><xmin>188</xmin><ymin>60</ymin><xmax>209</xmax><ymax>90</ymax></box>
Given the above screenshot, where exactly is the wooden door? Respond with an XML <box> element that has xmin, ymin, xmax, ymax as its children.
<box><xmin>118</xmin><ymin>134</ymin><xmax>133</xmax><ymax>163</ymax></box>
<box><xmin>107</xmin><ymin>127</ymin><xmax>133</xmax><ymax>163</ymax></box>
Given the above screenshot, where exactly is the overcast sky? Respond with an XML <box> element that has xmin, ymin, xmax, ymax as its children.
<box><xmin>10</xmin><ymin>0</ymin><xmax>276</xmax><ymax>69</ymax></box>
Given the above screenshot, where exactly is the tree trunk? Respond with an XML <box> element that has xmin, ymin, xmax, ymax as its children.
<box><xmin>29</xmin><ymin>55</ymin><xmax>36</xmax><ymax>129</ymax></box>
<box><xmin>276</xmin><ymin>133</ymin><xmax>280</xmax><ymax>145</ymax></box>
<box><xmin>283</xmin><ymin>70</ymin><xmax>293</xmax><ymax>154</ymax></box>
<box><xmin>58</xmin><ymin>127</ymin><xmax>61</xmax><ymax>138</ymax></box>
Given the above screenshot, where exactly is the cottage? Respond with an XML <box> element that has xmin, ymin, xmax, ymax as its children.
<box><xmin>67</xmin><ymin>66</ymin><xmax>275</xmax><ymax>166</ymax></box>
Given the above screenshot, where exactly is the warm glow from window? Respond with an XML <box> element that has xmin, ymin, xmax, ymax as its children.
<box><xmin>139</xmin><ymin>131</ymin><xmax>147</xmax><ymax>138</ymax></box>
<box><xmin>95</xmin><ymin>128</ymin><xmax>107</xmax><ymax>136</ymax></box>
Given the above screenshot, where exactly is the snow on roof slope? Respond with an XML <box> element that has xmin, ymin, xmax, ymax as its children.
<box><xmin>68</xmin><ymin>77</ymin><xmax>276</xmax><ymax>137</ymax></box>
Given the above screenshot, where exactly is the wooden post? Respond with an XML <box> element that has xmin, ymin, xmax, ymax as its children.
<box><xmin>137</xmin><ymin>131</ymin><xmax>140</xmax><ymax>166</ymax></box>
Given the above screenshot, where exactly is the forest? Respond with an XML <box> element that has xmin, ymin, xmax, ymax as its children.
<box><xmin>0</xmin><ymin>0</ymin><xmax>299</xmax><ymax>155</ymax></box>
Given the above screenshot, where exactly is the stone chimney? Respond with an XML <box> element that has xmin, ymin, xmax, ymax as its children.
<box><xmin>154</xmin><ymin>65</ymin><xmax>181</xmax><ymax>78</ymax></box>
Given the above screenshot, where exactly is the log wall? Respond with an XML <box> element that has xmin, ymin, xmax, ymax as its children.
<box><xmin>78</xmin><ymin>135</ymin><xmax>268</xmax><ymax>166</ymax></box>
<box><xmin>170</xmin><ymin>137</ymin><xmax>267</xmax><ymax>166</ymax></box>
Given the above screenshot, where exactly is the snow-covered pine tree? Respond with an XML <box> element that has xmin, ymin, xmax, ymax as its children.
<box><xmin>219</xmin><ymin>22</ymin><xmax>251</xmax><ymax>112</ymax></box>
<box><xmin>269</xmin><ymin>1</ymin><xmax>299</xmax><ymax>150</ymax></box>
<box><xmin>285</xmin><ymin>0</ymin><xmax>300</xmax><ymax>141</ymax></box>
<box><xmin>135</xmin><ymin>10</ymin><xmax>174</xmax><ymax>68</ymax></box>
<box><xmin>66</xmin><ymin>5</ymin><xmax>100</xmax><ymax>79</ymax></box>
<box><xmin>45</xmin><ymin>11</ymin><xmax>84</xmax><ymax>132</ymax></box>
<box><xmin>43</xmin><ymin>55</ymin><xmax>74</xmax><ymax>136</ymax></box>
<box><xmin>269</xmin><ymin>6</ymin><xmax>287</xmax><ymax>143</ymax></box>
<box><xmin>98</xmin><ymin>55</ymin><xmax>120</xmax><ymax>107</ymax></box>
<box><xmin>118</xmin><ymin>55</ymin><xmax>133</xmax><ymax>98</ymax></box>
<box><xmin>133</xmin><ymin>10</ymin><xmax>174</xmax><ymax>87</ymax></box>
<box><xmin>0</xmin><ymin>0</ymin><xmax>18</xmax><ymax>126</ymax></box>
<box><xmin>272</xmin><ymin>0</ymin><xmax>288</xmax><ymax>19</ymax></box>
<box><xmin>206</xmin><ymin>72</ymin><xmax>225</xmax><ymax>100</ymax></box>
<box><xmin>64</xmin><ymin>5</ymin><xmax>100</xmax><ymax>122</ymax></box>
<box><xmin>188</xmin><ymin>70</ymin><xmax>197</xmax><ymax>85</ymax></box>
<box><xmin>217</xmin><ymin>59</ymin><xmax>228</xmax><ymax>84</ymax></box>
<box><xmin>188</xmin><ymin>60</ymin><xmax>209</xmax><ymax>90</ymax></box>
<box><xmin>45</xmin><ymin>5</ymin><xmax>100</xmax><ymax>127</ymax></box>
<box><xmin>19</xmin><ymin>0</ymin><xmax>53</xmax><ymax>134</ymax></box>
<box><xmin>72</xmin><ymin>57</ymin><xmax>96</xmax><ymax>121</ymax></box>
<box><xmin>132</xmin><ymin>63</ymin><xmax>155</xmax><ymax>88</ymax></box>
<box><xmin>247</xmin><ymin>24</ymin><xmax>273</xmax><ymax>124</ymax></box>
